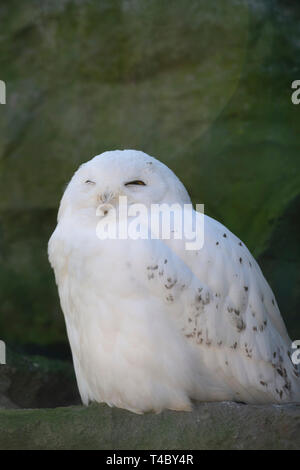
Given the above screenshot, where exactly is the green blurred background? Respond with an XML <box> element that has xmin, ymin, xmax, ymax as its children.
<box><xmin>0</xmin><ymin>0</ymin><xmax>299</xmax><ymax>356</ymax></box>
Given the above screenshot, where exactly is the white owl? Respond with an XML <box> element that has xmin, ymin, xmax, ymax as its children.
<box><xmin>48</xmin><ymin>149</ymin><xmax>300</xmax><ymax>413</ymax></box>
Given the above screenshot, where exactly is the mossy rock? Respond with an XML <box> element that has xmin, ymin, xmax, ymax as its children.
<box><xmin>0</xmin><ymin>401</ymin><xmax>300</xmax><ymax>450</ymax></box>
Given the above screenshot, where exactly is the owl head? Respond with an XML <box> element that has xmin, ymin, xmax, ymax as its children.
<box><xmin>57</xmin><ymin>150</ymin><xmax>191</xmax><ymax>221</ymax></box>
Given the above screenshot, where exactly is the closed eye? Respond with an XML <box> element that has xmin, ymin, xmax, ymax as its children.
<box><xmin>85</xmin><ymin>180</ymin><xmax>95</xmax><ymax>185</ymax></box>
<box><xmin>124</xmin><ymin>180</ymin><xmax>146</xmax><ymax>186</ymax></box>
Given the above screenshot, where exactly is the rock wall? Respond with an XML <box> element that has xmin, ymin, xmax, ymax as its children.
<box><xmin>0</xmin><ymin>0</ymin><xmax>299</xmax><ymax>346</ymax></box>
<box><xmin>0</xmin><ymin>348</ymin><xmax>80</xmax><ymax>409</ymax></box>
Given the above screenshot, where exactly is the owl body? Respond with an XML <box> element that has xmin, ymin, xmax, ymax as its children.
<box><xmin>49</xmin><ymin>150</ymin><xmax>300</xmax><ymax>413</ymax></box>
<box><xmin>50</xmin><ymin>224</ymin><xmax>203</xmax><ymax>413</ymax></box>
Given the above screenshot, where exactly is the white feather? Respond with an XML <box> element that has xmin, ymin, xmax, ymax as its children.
<box><xmin>48</xmin><ymin>149</ymin><xmax>300</xmax><ymax>413</ymax></box>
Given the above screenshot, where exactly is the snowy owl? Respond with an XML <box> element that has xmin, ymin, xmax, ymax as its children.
<box><xmin>48</xmin><ymin>149</ymin><xmax>300</xmax><ymax>413</ymax></box>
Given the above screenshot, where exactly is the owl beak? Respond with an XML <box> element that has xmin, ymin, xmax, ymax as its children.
<box><xmin>98</xmin><ymin>191</ymin><xmax>114</xmax><ymax>204</ymax></box>
<box><xmin>96</xmin><ymin>191</ymin><xmax>116</xmax><ymax>218</ymax></box>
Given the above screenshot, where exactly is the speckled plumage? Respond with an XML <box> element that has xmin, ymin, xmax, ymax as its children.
<box><xmin>48</xmin><ymin>150</ymin><xmax>300</xmax><ymax>413</ymax></box>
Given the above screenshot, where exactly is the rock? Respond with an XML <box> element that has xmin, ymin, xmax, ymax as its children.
<box><xmin>0</xmin><ymin>348</ymin><xmax>80</xmax><ymax>409</ymax></box>
<box><xmin>0</xmin><ymin>0</ymin><xmax>299</xmax><ymax>346</ymax></box>
<box><xmin>0</xmin><ymin>401</ymin><xmax>299</xmax><ymax>450</ymax></box>
<box><xmin>258</xmin><ymin>195</ymin><xmax>300</xmax><ymax>341</ymax></box>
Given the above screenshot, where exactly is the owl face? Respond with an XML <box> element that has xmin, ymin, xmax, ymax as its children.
<box><xmin>58</xmin><ymin>150</ymin><xmax>191</xmax><ymax>220</ymax></box>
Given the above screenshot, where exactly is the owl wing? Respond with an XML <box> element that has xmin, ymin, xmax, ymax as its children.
<box><xmin>135</xmin><ymin>211</ymin><xmax>300</xmax><ymax>404</ymax></box>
